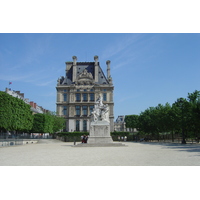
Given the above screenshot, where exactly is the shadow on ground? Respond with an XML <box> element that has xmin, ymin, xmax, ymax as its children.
<box><xmin>133</xmin><ymin>142</ymin><xmax>200</xmax><ymax>154</ymax></box>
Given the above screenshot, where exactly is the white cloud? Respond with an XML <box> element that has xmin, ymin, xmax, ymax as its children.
<box><xmin>36</xmin><ymin>80</ymin><xmax>55</xmax><ymax>87</ymax></box>
<box><xmin>117</xmin><ymin>93</ymin><xmax>143</xmax><ymax>103</ymax></box>
<box><xmin>0</xmin><ymin>73</ymin><xmax>34</xmax><ymax>82</ymax></box>
<box><xmin>101</xmin><ymin>34</ymin><xmax>142</xmax><ymax>60</ymax></box>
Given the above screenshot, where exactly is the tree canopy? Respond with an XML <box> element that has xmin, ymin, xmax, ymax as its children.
<box><xmin>126</xmin><ymin>90</ymin><xmax>200</xmax><ymax>143</ymax></box>
<box><xmin>0</xmin><ymin>91</ymin><xmax>65</xmax><ymax>134</ymax></box>
<box><xmin>31</xmin><ymin>112</ymin><xmax>65</xmax><ymax>133</ymax></box>
<box><xmin>0</xmin><ymin>91</ymin><xmax>33</xmax><ymax>132</ymax></box>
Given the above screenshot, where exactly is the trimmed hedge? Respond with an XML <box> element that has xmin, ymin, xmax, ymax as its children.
<box><xmin>56</xmin><ymin>132</ymin><xmax>89</xmax><ymax>142</ymax></box>
<box><xmin>111</xmin><ymin>131</ymin><xmax>130</xmax><ymax>136</ymax></box>
<box><xmin>57</xmin><ymin>131</ymin><xmax>133</xmax><ymax>142</ymax></box>
<box><xmin>57</xmin><ymin>132</ymin><xmax>89</xmax><ymax>137</ymax></box>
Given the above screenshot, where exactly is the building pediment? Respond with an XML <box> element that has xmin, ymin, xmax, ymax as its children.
<box><xmin>75</xmin><ymin>69</ymin><xmax>94</xmax><ymax>85</ymax></box>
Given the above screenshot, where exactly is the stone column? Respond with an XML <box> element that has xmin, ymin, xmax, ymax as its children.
<box><xmin>87</xmin><ymin>119</ymin><xmax>90</xmax><ymax>131</ymax></box>
<box><xmin>80</xmin><ymin>119</ymin><xmax>83</xmax><ymax>131</ymax></box>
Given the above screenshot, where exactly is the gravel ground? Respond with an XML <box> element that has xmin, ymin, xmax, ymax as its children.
<box><xmin>0</xmin><ymin>139</ymin><xmax>200</xmax><ymax>166</ymax></box>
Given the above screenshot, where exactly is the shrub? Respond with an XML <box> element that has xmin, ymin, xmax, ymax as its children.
<box><xmin>111</xmin><ymin>131</ymin><xmax>130</xmax><ymax>136</ymax></box>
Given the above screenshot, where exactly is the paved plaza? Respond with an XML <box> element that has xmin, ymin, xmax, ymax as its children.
<box><xmin>0</xmin><ymin>139</ymin><xmax>200</xmax><ymax>166</ymax></box>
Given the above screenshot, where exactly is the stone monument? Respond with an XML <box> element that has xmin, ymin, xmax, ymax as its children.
<box><xmin>73</xmin><ymin>94</ymin><xmax>125</xmax><ymax>147</ymax></box>
<box><xmin>87</xmin><ymin>94</ymin><xmax>113</xmax><ymax>144</ymax></box>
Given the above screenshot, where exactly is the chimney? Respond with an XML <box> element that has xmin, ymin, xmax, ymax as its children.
<box><xmin>94</xmin><ymin>55</ymin><xmax>98</xmax><ymax>66</ymax></box>
<box><xmin>72</xmin><ymin>56</ymin><xmax>77</xmax><ymax>82</ymax></box>
<box><xmin>72</xmin><ymin>56</ymin><xmax>77</xmax><ymax>65</ymax></box>
<box><xmin>94</xmin><ymin>55</ymin><xmax>99</xmax><ymax>83</ymax></box>
<box><xmin>30</xmin><ymin>101</ymin><xmax>34</xmax><ymax>108</ymax></box>
<box><xmin>106</xmin><ymin>60</ymin><xmax>111</xmax><ymax>79</ymax></box>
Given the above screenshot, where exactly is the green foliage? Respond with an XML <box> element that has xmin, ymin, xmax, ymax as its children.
<box><xmin>57</xmin><ymin>132</ymin><xmax>89</xmax><ymax>137</ymax></box>
<box><xmin>0</xmin><ymin>92</ymin><xmax>66</xmax><ymax>134</ymax></box>
<box><xmin>31</xmin><ymin>113</ymin><xmax>54</xmax><ymax>133</ymax></box>
<box><xmin>50</xmin><ymin>112</ymin><xmax>66</xmax><ymax>133</ymax></box>
<box><xmin>126</xmin><ymin>90</ymin><xmax>200</xmax><ymax>143</ymax></box>
<box><xmin>0</xmin><ymin>91</ymin><xmax>33</xmax><ymax>131</ymax></box>
<box><xmin>125</xmin><ymin>115</ymin><xmax>139</xmax><ymax>129</ymax></box>
<box><xmin>111</xmin><ymin>131</ymin><xmax>129</xmax><ymax>136</ymax></box>
<box><xmin>31</xmin><ymin>114</ymin><xmax>45</xmax><ymax>133</ymax></box>
<box><xmin>31</xmin><ymin>112</ymin><xmax>66</xmax><ymax>134</ymax></box>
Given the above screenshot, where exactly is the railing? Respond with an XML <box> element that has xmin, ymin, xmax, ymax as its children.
<box><xmin>0</xmin><ymin>135</ymin><xmax>53</xmax><ymax>140</ymax></box>
<box><xmin>0</xmin><ymin>139</ymin><xmax>23</xmax><ymax>147</ymax></box>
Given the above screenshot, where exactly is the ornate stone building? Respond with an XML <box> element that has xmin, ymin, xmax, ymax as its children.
<box><xmin>114</xmin><ymin>115</ymin><xmax>126</xmax><ymax>132</ymax></box>
<box><xmin>56</xmin><ymin>56</ymin><xmax>114</xmax><ymax>132</ymax></box>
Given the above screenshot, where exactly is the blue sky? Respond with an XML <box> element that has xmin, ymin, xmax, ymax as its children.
<box><xmin>1</xmin><ymin>33</ymin><xmax>200</xmax><ymax>119</ymax></box>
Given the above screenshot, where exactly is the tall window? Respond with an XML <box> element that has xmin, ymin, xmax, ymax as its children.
<box><xmin>63</xmin><ymin>93</ymin><xmax>67</xmax><ymax>102</ymax></box>
<box><xmin>76</xmin><ymin>93</ymin><xmax>81</xmax><ymax>102</ymax></box>
<box><xmin>82</xmin><ymin>106</ymin><xmax>88</xmax><ymax>116</ymax></box>
<box><xmin>103</xmin><ymin>93</ymin><xmax>107</xmax><ymax>101</ymax></box>
<box><xmin>76</xmin><ymin>120</ymin><xmax>80</xmax><ymax>131</ymax></box>
<box><xmin>83</xmin><ymin>93</ymin><xmax>88</xmax><ymax>102</ymax></box>
<box><xmin>90</xmin><ymin>93</ymin><xmax>94</xmax><ymax>101</ymax></box>
<box><xmin>62</xmin><ymin>106</ymin><xmax>67</xmax><ymax>115</ymax></box>
<box><xmin>75</xmin><ymin>106</ymin><xmax>80</xmax><ymax>116</ymax></box>
<box><xmin>90</xmin><ymin>105</ymin><xmax>94</xmax><ymax>114</ymax></box>
<box><xmin>83</xmin><ymin>120</ymin><xmax>87</xmax><ymax>131</ymax></box>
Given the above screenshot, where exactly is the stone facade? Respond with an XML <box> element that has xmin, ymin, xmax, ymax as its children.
<box><xmin>56</xmin><ymin>56</ymin><xmax>114</xmax><ymax>132</ymax></box>
<box><xmin>114</xmin><ymin>115</ymin><xmax>126</xmax><ymax>132</ymax></box>
<box><xmin>114</xmin><ymin>115</ymin><xmax>138</xmax><ymax>133</ymax></box>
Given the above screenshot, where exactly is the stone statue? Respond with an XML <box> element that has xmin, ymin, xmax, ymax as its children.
<box><xmin>91</xmin><ymin>94</ymin><xmax>109</xmax><ymax>122</ymax></box>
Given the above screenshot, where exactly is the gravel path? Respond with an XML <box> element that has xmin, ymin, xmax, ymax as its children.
<box><xmin>0</xmin><ymin>139</ymin><xmax>200</xmax><ymax>166</ymax></box>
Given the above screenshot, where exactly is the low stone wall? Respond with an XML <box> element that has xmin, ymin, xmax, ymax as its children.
<box><xmin>0</xmin><ymin>139</ymin><xmax>39</xmax><ymax>147</ymax></box>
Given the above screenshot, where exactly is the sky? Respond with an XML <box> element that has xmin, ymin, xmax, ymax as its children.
<box><xmin>1</xmin><ymin>33</ymin><xmax>200</xmax><ymax>119</ymax></box>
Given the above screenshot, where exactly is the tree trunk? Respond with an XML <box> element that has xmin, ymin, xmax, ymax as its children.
<box><xmin>171</xmin><ymin>131</ymin><xmax>174</xmax><ymax>142</ymax></box>
<box><xmin>181</xmin><ymin>130</ymin><xmax>186</xmax><ymax>144</ymax></box>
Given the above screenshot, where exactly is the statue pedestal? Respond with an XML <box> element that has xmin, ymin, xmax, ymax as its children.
<box><xmin>87</xmin><ymin>121</ymin><xmax>113</xmax><ymax>144</ymax></box>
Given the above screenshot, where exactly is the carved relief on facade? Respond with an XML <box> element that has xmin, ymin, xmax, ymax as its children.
<box><xmin>75</xmin><ymin>69</ymin><xmax>94</xmax><ymax>86</ymax></box>
<box><xmin>70</xmin><ymin>93</ymin><xmax>74</xmax><ymax>102</ymax></box>
<box><xmin>70</xmin><ymin>106</ymin><xmax>74</xmax><ymax>117</ymax></box>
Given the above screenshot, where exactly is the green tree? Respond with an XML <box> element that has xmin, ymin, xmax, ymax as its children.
<box><xmin>172</xmin><ymin>98</ymin><xmax>191</xmax><ymax>144</ymax></box>
<box><xmin>0</xmin><ymin>91</ymin><xmax>33</xmax><ymax>132</ymax></box>
<box><xmin>138</xmin><ymin>107</ymin><xmax>159</xmax><ymax>140</ymax></box>
<box><xmin>49</xmin><ymin>112</ymin><xmax>66</xmax><ymax>133</ymax></box>
<box><xmin>125</xmin><ymin>115</ymin><xmax>139</xmax><ymax>130</ymax></box>
<box><xmin>31</xmin><ymin>113</ymin><xmax>54</xmax><ymax>134</ymax></box>
<box><xmin>187</xmin><ymin>90</ymin><xmax>200</xmax><ymax>142</ymax></box>
<box><xmin>31</xmin><ymin>112</ymin><xmax>65</xmax><ymax>134</ymax></box>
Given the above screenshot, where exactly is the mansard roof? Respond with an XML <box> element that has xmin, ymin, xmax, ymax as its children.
<box><xmin>60</xmin><ymin>61</ymin><xmax>109</xmax><ymax>85</ymax></box>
